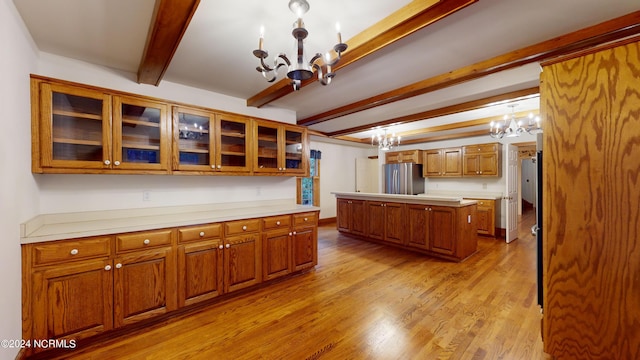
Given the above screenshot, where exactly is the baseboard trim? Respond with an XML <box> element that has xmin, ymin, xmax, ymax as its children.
<box><xmin>319</xmin><ymin>217</ymin><xmax>336</xmax><ymax>226</ymax></box>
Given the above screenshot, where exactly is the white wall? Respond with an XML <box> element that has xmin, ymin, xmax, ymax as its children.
<box><xmin>0</xmin><ymin>1</ymin><xmax>40</xmax><ymax>358</ymax></box>
<box><xmin>310</xmin><ymin>139</ymin><xmax>375</xmax><ymax>219</ymax></box>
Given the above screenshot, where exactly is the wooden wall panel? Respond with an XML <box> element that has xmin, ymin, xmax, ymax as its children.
<box><xmin>541</xmin><ymin>40</ymin><xmax>640</xmax><ymax>359</ymax></box>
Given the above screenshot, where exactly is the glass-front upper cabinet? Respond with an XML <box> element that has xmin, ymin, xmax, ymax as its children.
<box><xmin>172</xmin><ymin>107</ymin><xmax>251</xmax><ymax>173</ymax></box>
<box><xmin>254</xmin><ymin>120</ymin><xmax>308</xmax><ymax>175</ymax></box>
<box><xmin>173</xmin><ymin>106</ymin><xmax>214</xmax><ymax>171</ymax></box>
<box><xmin>113</xmin><ymin>95</ymin><xmax>170</xmax><ymax>171</ymax></box>
<box><xmin>38</xmin><ymin>82</ymin><xmax>112</xmax><ymax>169</ymax></box>
<box><xmin>284</xmin><ymin>125</ymin><xmax>307</xmax><ymax>174</ymax></box>
<box><xmin>216</xmin><ymin>113</ymin><xmax>251</xmax><ymax>173</ymax></box>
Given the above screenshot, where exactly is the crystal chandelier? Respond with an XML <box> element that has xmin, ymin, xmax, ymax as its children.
<box><xmin>252</xmin><ymin>0</ymin><xmax>348</xmax><ymax>91</ymax></box>
<box><xmin>372</xmin><ymin>129</ymin><xmax>401</xmax><ymax>151</ymax></box>
<box><xmin>489</xmin><ymin>104</ymin><xmax>542</xmax><ymax>139</ymax></box>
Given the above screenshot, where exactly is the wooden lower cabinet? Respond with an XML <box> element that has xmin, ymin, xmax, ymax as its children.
<box><xmin>178</xmin><ymin>240</ymin><xmax>223</xmax><ymax>307</ymax></box>
<box><xmin>428</xmin><ymin>206</ymin><xmax>456</xmax><ymax>256</ymax></box>
<box><xmin>338</xmin><ymin>197</ymin><xmax>477</xmax><ymax>261</ymax></box>
<box><xmin>366</xmin><ymin>201</ymin><xmax>405</xmax><ymax>245</ymax></box>
<box><xmin>336</xmin><ymin>198</ymin><xmax>366</xmax><ymax>236</ymax></box>
<box><xmin>463</xmin><ymin>198</ymin><xmax>496</xmax><ymax>236</ymax></box>
<box><xmin>292</xmin><ymin>212</ymin><xmax>318</xmax><ymax>271</ymax></box>
<box><xmin>262</xmin><ymin>215</ymin><xmax>292</xmax><ymax>281</ymax></box>
<box><xmin>114</xmin><ymin>247</ymin><xmax>176</xmax><ymax>327</ymax></box>
<box><xmin>30</xmin><ymin>258</ymin><xmax>114</xmax><ymax>343</ymax></box>
<box><xmin>22</xmin><ymin>210</ymin><xmax>318</xmax><ymax>356</ymax></box>
<box><xmin>224</xmin><ymin>234</ymin><xmax>262</xmax><ymax>293</ymax></box>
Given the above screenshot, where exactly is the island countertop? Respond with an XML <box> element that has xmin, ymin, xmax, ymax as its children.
<box><xmin>332</xmin><ymin>192</ymin><xmax>477</xmax><ymax>207</ymax></box>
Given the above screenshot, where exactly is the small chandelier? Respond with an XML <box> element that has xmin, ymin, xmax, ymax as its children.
<box><xmin>252</xmin><ymin>0</ymin><xmax>348</xmax><ymax>91</ymax></box>
<box><xmin>372</xmin><ymin>129</ymin><xmax>401</xmax><ymax>151</ymax></box>
<box><xmin>489</xmin><ymin>104</ymin><xmax>542</xmax><ymax>139</ymax></box>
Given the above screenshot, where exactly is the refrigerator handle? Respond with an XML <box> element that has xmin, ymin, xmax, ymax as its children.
<box><xmin>405</xmin><ymin>164</ymin><xmax>409</xmax><ymax>194</ymax></box>
<box><xmin>393</xmin><ymin>169</ymin><xmax>397</xmax><ymax>194</ymax></box>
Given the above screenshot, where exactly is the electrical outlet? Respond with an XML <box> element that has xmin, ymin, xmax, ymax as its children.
<box><xmin>143</xmin><ymin>190</ymin><xmax>151</xmax><ymax>201</ymax></box>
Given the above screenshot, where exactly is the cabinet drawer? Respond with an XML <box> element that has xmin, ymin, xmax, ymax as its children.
<box><xmin>116</xmin><ymin>229</ymin><xmax>173</xmax><ymax>252</ymax></box>
<box><xmin>294</xmin><ymin>212</ymin><xmax>318</xmax><ymax>226</ymax></box>
<box><xmin>225</xmin><ymin>219</ymin><xmax>261</xmax><ymax>235</ymax></box>
<box><xmin>32</xmin><ymin>236</ymin><xmax>111</xmax><ymax>266</ymax></box>
<box><xmin>178</xmin><ymin>223</ymin><xmax>222</xmax><ymax>243</ymax></box>
<box><xmin>262</xmin><ymin>215</ymin><xmax>291</xmax><ymax>230</ymax></box>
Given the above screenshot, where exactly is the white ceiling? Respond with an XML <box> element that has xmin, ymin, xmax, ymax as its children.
<box><xmin>13</xmin><ymin>0</ymin><xmax>640</xmax><ymax>144</ymax></box>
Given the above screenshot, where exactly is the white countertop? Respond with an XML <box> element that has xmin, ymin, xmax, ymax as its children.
<box><xmin>21</xmin><ymin>199</ymin><xmax>320</xmax><ymax>244</ymax></box>
<box><xmin>332</xmin><ymin>192</ymin><xmax>477</xmax><ymax>207</ymax></box>
<box><xmin>424</xmin><ymin>190</ymin><xmax>504</xmax><ymax>200</ymax></box>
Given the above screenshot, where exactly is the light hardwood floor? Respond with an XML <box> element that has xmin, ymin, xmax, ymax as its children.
<box><xmin>43</xmin><ymin>210</ymin><xmax>545</xmax><ymax>360</ymax></box>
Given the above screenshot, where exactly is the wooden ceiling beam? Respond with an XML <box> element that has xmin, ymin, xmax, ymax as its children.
<box><xmin>246</xmin><ymin>0</ymin><xmax>478</xmax><ymax>108</ymax></box>
<box><xmin>300</xmin><ymin>11</ymin><xmax>640</xmax><ymax>126</ymax></box>
<box><xmin>326</xmin><ymin>87</ymin><xmax>539</xmax><ymax>137</ymax></box>
<box><xmin>137</xmin><ymin>0</ymin><xmax>200</xmax><ymax>86</ymax></box>
<box><xmin>399</xmin><ymin>130</ymin><xmax>489</xmax><ymax>145</ymax></box>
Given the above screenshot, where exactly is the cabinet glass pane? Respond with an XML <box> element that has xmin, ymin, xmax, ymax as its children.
<box><xmin>52</xmin><ymin>92</ymin><xmax>104</xmax><ymax>161</ymax></box>
<box><xmin>257</xmin><ymin>126</ymin><xmax>278</xmax><ymax>169</ymax></box>
<box><xmin>177</xmin><ymin>112</ymin><xmax>210</xmax><ymax>166</ymax></box>
<box><xmin>121</xmin><ymin>104</ymin><xmax>161</xmax><ymax>164</ymax></box>
<box><xmin>285</xmin><ymin>129</ymin><xmax>303</xmax><ymax>170</ymax></box>
<box><xmin>220</xmin><ymin>120</ymin><xmax>246</xmax><ymax>167</ymax></box>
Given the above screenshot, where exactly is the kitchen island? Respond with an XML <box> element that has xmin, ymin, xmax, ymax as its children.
<box><xmin>333</xmin><ymin>192</ymin><xmax>478</xmax><ymax>262</ymax></box>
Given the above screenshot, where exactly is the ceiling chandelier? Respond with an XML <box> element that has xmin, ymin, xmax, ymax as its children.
<box><xmin>489</xmin><ymin>104</ymin><xmax>542</xmax><ymax>139</ymax></box>
<box><xmin>252</xmin><ymin>0</ymin><xmax>348</xmax><ymax>91</ymax></box>
<box><xmin>372</xmin><ymin>129</ymin><xmax>401</xmax><ymax>151</ymax></box>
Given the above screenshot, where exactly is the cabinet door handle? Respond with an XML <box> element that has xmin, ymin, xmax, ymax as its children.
<box><xmin>114</xmin><ymin>161</ymin><xmax>121</xmax><ymax>166</ymax></box>
<box><xmin>225</xmin><ymin>243</ymin><xmax>230</xmax><ymax>249</ymax></box>
<box><xmin>104</xmin><ymin>265</ymin><xmax>112</xmax><ymax>271</ymax></box>
<box><xmin>143</xmin><ymin>239</ymin><xmax>150</xmax><ymax>245</ymax></box>
<box><xmin>276</xmin><ymin>221</ymin><xmax>281</xmax><ymax>226</ymax></box>
<box><xmin>70</xmin><ymin>248</ymin><xmax>79</xmax><ymax>255</ymax></box>
<box><xmin>199</xmin><ymin>231</ymin><xmax>205</xmax><ymax>237</ymax></box>
<box><xmin>115</xmin><ymin>263</ymin><xmax>122</xmax><ymax>269</ymax></box>
<box><xmin>242</xmin><ymin>225</ymin><xmax>247</xmax><ymax>231</ymax></box>
<box><xmin>304</xmin><ymin>217</ymin><xmax>308</xmax><ymax>221</ymax></box>
<box><xmin>211</xmin><ymin>164</ymin><xmax>216</xmax><ymax>169</ymax></box>
<box><xmin>104</xmin><ymin>160</ymin><xmax>111</xmax><ymax>165</ymax></box>
<box><xmin>479</xmin><ymin>171</ymin><xmax>483</xmax><ymax>174</ymax></box>
<box><xmin>293</xmin><ymin>231</ymin><xmax>297</xmax><ymax>235</ymax></box>
<box><xmin>218</xmin><ymin>244</ymin><xmax>224</xmax><ymax>250</ymax></box>
<box><xmin>217</xmin><ymin>165</ymin><xmax>221</xmax><ymax>169</ymax></box>
<box><xmin>289</xmin><ymin>232</ymin><xmax>293</xmax><ymax>236</ymax></box>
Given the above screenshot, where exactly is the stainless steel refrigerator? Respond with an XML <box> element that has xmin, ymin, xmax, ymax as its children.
<box><xmin>383</xmin><ymin>163</ymin><xmax>424</xmax><ymax>195</ymax></box>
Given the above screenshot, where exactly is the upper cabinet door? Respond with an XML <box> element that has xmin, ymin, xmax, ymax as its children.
<box><xmin>113</xmin><ymin>96</ymin><xmax>170</xmax><ymax>171</ymax></box>
<box><xmin>172</xmin><ymin>106</ymin><xmax>216</xmax><ymax>172</ymax></box>
<box><xmin>39</xmin><ymin>82</ymin><xmax>112</xmax><ymax>169</ymax></box>
<box><xmin>254</xmin><ymin>121</ymin><xmax>280</xmax><ymax>173</ymax></box>
<box><xmin>216</xmin><ymin>113</ymin><xmax>252</xmax><ymax>173</ymax></box>
<box><xmin>283</xmin><ymin>125</ymin><xmax>308</xmax><ymax>175</ymax></box>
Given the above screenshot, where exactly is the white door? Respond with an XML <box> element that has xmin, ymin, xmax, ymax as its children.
<box><xmin>506</xmin><ymin>144</ymin><xmax>519</xmax><ymax>243</ymax></box>
<box><xmin>355</xmin><ymin>158</ymin><xmax>379</xmax><ymax>193</ymax></box>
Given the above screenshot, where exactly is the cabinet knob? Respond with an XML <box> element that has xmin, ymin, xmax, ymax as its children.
<box><xmin>199</xmin><ymin>231</ymin><xmax>205</xmax><ymax>237</ymax></box>
<box><xmin>211</xmin><ymin>165</ymin><xmax>216</xmax><ymax>169</ymax></box>
<box><xmin>429</xmin><ymin>208</ymin><xmax>432</xmax><ymax>211</ymax></box>
<box><xmin>289</xmin><ymin>232</ymin><xmax>293</xmax><ymax>236</ymax></box>
<box><xmin>225</xmin><ymin>243</ymin><xmax>230</xmax><ymax>249</ymax></box>
<box><xmin>293</xmin><ymin>231</ymin><xmax>297</xmax><ymax>235</ymax></box>
<box><xmin>304</xmin><ymin>217</ymin><xmax>308</xmax><ymax>221</ymax></box>
<box><xmin>114</xmin><ymin>160</ymin><xmax>121</xmax><ymax>166</ymax></box>
<box><xmin>104</xmin><ymin>265</ymin><xmax>112</xmax><ymax>271</ymax></box>
<box><xmin>70</xmin><ymin>248</ymin><xmax>79</xmax><ymax>255</ymax></box>
<box><xmin>115</xmin><ymin>263</ymin><xmax>122</xmax><ymax>269</ymax></box>
<box><xmin>104</xmin><ymin>160</ymin><xmax>111</xmax><ymax>165</ymax></box>
<box><xmin>143</xmin><ymin>239</ymin><xmax>150</xmax><ymax>245</ymax></box>
<box><xmin>276</xmin><ymin>221</ymin><xmax>280</xmax><ymax>226</ymax></box>
<box><xmin>242</xmin><ymin>225</ymin><xmax>247</xmax><ymax>231</ymax></box>
<box><xmin>219</xmin><ymin>244</ymin><xmax>224</xmax><ymax>250</ymax></box>
<box><xmin>217</xmin><ymin>165</ymin><xmax>221</xmax><ymax>169</ymax></box>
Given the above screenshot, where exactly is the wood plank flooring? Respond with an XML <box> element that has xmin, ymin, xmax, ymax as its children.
<box><xmin>45</xmin><ymin>210</ymin><xmax>546</xmax><ymax>360</ymax></box>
